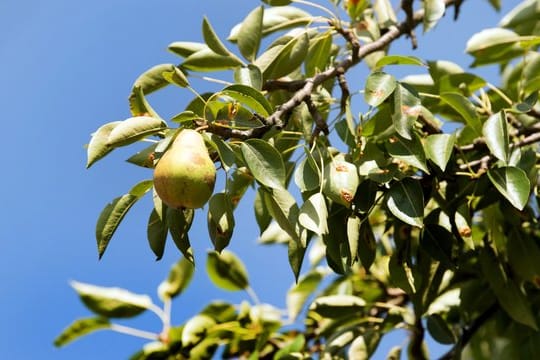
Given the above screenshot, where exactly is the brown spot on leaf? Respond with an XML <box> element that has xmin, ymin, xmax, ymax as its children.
<box><xmin>459</xmin><ymin>226</ymin><xmax>472</xmax><ymax>237</ymax></box>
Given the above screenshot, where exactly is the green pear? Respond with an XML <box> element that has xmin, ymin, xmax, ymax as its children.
<box><xmin>322</xmin><ymin>159</ymin><xmax>359</xmax><ymax>207</ymax></box>
<box><xmin>153</xmin><ymin>129</ymin><xmax>216</xmax><ymax>209</ymax></box>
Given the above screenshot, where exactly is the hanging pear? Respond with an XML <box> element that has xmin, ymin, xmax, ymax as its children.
<box><xmin>153</xmin><ymin>129</ymin><xmax>216</xmax><ymax>209</ymax></box>
<box><xmin>322</xmin><ymin>158</ymin><xmax>359</xmax><ymax>208</ymax></box>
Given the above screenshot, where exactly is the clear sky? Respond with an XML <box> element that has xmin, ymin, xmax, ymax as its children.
<box><xmin>0</xmin><ymin>0</ymin><xmax>515</xmax><ymax>359</ymax></box>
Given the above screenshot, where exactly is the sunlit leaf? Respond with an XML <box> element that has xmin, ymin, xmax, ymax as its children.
<box><xmin>423</xmin><ymin>0</ymin><xmax>446</xmax><ymax>33</ymax></box>
<box><xmin>86</xmin><ymin>121</ymin><xmax>122</xmax><ymax>168</ymax></box>
<box><xmin>347</xmin><ymin>215</ymin><xmax>361</xmax><ymax>265</ymax></box>
<box><xmin>425</xmin><ymin>133</ymin><xmax>455</xmax><ymax>171</ymax></box>
<box><xmin>54</xmin><ymin>317</ymin><xmax>111</xmax><ymax>347</ymax></box>
<box><xmin>182</xmin><ymin>314</ymin><xmax>216</xmax><ymax>347</ymax></box>
<box><xmin>375</xmin><ymin>55</ymin><xmax>426</xmax><ymax>69</ymax></box>
<box><xmin>220</xmin><ymin>84</ymin><xmax>273</xmax><ymax>116</ymax></box>
<box><xmin>440</xmin><ymin>92</ymin><xmax>482</xmax><ymax>135</ymax></box>
<box><xmin>107</xmin><ymin>116</ymin><xmax>166</xmax><ymax>147</ymax></box>
<box><xmin>294</xmin><ymin>154</ymin><xmax>320</xmax><ymax>192</ymax></box>
<box><xmin>168</xmin><ymin>42</ymin><xmax>207</xmax><ymax>58</ymax></box>
<box><xmin>128</xmin><ymin>64</ymin><xmax>177</xmax><ymax>115</ymax></box>
<box><xmin>364</xmin><ymin>72</ymin><xmax>397</xmax><ymax>107</ymax></box>
<box><xmin>488</xmin><ymin>166</ymin><xmax>530</xmax><ymax>210</ymax></box>
<box><xmin>286</xmin><ymin>269</ymin><xmax>324</xmax><ymax>320</ymax></box>
<box><xmin>206</xmin><ymin>250</ymin><xmax>249</xmax><ymax>291</ymax></box>
<box><xmin>305</xmin><ymin>32</ymin><xmax>333</xmax><ymax>76</ymax></box>
<box><xmin>161</xmin><ymin>66</ymin><xmax>189</xmax><ymax>88</ymax></box>
<box><xmin>392</xmin><ymin>83</ymin><xmax>421</xmax><ymax>139</ymax></box>
<box><xmin>262</xmin><ymin>187</ymin><xmax>302</xmax><ymax>244</ymax></box>
<box><xmin>96</xmin><ymin>180</ymin><xmax>153</xmax><ymax>258</ymax></box>
<box><xmin>386</xmin><ymin>178</ymin><xmax>424</xmax><ymax>228</ymax></box>
<box><xmin>483</xmin><ymin>111</ymin><xmax>509</xmax><ymax>164</ymax></box>
<box><xmin>182</xmin><ymin>49</ymin><xmax>243</xmax><ymax>72</ymax></box>
<box><xmin>255</xmin><ymin>31</ymin><xmax>309</xmax><ymax>79</ymax></box>
<box><xmin>386</xmin><ymin>134</ymin><xmax>429</xmax><ymax>173</ymax></box>
<box><xmin>299</xmin><ymin>192</ymin><xmax>328</xmax><ymax>236</ymax></box>
<box><xmin>70</xmin><ymin>281</ymin><xmax>153</xmax><ymax>318</ymax></box>
<box><xmin>241</xmin><ymin>139</ymin><xmax>285</xmax><ymax>189</ymax></box>
<box><xmin>234</xmin><ymin>65</ymin><xmax>263</xmax><ymax>90</ymax></box>
<box><xmin>157</xmin><ymin>257</ymin><xmax>194</xmax><ymax>300</ymax></box>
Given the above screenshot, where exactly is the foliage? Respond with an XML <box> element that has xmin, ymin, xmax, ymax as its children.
<box><xmin>57</xmin><ymin>0</ymin><xmax>540</xmax><ymax>358</ymax></box>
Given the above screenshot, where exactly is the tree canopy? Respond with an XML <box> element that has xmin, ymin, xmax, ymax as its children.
<box><xmin>56</xmin><ymin>0</ymin><xmax>540</xmax><ymax>359</ymax></box>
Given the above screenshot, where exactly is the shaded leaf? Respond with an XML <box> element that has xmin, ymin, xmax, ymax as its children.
<box><xmin>358</xmin><ymin>219</ymin><xmax>377</xmax><ymax>270</ymax></box>
<box><xmin>96</xmin><ymin>180</ymin><xmax>153</xmax><ymax>258</ymax></box>
<box><xmin>309</xmin><ymin>295</ymin><xmax>366</xmax><ymax>318</ymax></box>
<box><xmin>420</xmin><ymin>224</ymin><xmax>454</xmax><ymax>269</ymax></box>
<box><xmin>237</xmin><ymin>6</ymin><xmax>264</xmax><ymax>61</ymax></box>
<box><xmin>54</xmin><ymin>317</ymin><xmax>110</xmax><ymax>347</ymax></box>
<box><xmin>440</xmin><ymin>92</ymin><xmax>482</xmax><ymax>135</ymax></box>
<box><xmin>206</xmin><ymin>250</ymin><xmax>249</xmax><ymax>291</ymax></box>
<box><xmin>202</xmin><ymin>16</ymin><xmax>232</xmax><ymax>56</ymax></box>
<box><xmin>70</xmin><ymin>281</ymin><xmax>153</xmax><ymax>318</ymax></box>
<box><xmin>364</xmin><ymin>72</ymin><xmax>397</xmax><ymax>107</ymax></box>
<box><xmin>305</xmin><ymin>32</ymin><xmax>333</xmax><ymax>76</ymax></box>
<box><xmin>182</xmin><ymin>49</ymin><xmax>243</xmax><ymax>72</ymax></box>
<box><xmin>425</xmin><ymin>133</ymin><xmax>455</xmax><ymax>171</ymax></box>
<box><xmin>427</xmin><ymin>314</ymin><xmax>456</xmax><ymax>344</ymax></box>
<box><xmin>157</xmin><ymin>257</ymin><xmax>194</xmax><ymax>300</ymax></box>
<box><xmin>255</xmin><ymin>32</ymin><xmax>309</xmax><ymax>79</ymax></box>
<box><xmin>207</xmin><ymin>193</ymin><xmax>235</xmax><ymax>252</ymax></box>
<box><xmin>263</xmin><ymin>187</ymin><xmax>302</xmax><ymax>244</ymax></box>
<box><xmin>168</xmin><ymin>41</ymin><xmax>207</xmax><ymax>58</ymax></box>
<box><xmin>129</xmin><ymin>64</ymin><xmax>177</xmax><ymax>115</ymax></box>
<box><xmin>161</xmin><ymin>66</ymin><xmax>189</xmax><ymax>88</ymax></box>
<box><xmin>182</xmin><ymin>314</ymin><xmax>216</xmax><ymax>347</ymax></box>
<box><xmin>107</xmin><ymin>116</ymin><xmax>167</xmax><ymax>147</ymax></box>
<box><xmin>488</xmin><ymin>166</ymin><xmax>530</xmax><ymax>210</ymax></box>
<box><xmin>127</xmin><ymin>142</ymin><xmax>158</xmax><ymax>168</ymax></box>
<box><xmin>208</xmin><ymin>134</ymin><xmax>235</xmax><ymax>172</ymax></box>
<box><xmin>386</xmin><ymin>178</ymin><xmax>424</xmax><ymax>228</ymax></box>
<box><xmin>483</xmin><ymin>111</ymin><xmax>509</xmax><ymax>164</ymax></box>
<box><xmin>241</xmin><ymin>139</ymin><xmax>285</xmax><ymax>189</ymax></box>
<box><xmin>167</xmin><ymin>208</ymin><xmax>194</xmax><ymax>263</ymax></box>
<box><xmin>147</xmin><ymin>207</ymin><xmax>167</xmax><ymax>260</ymax></box>
<box><xmin>254</xmin><ymin>188</ymin><xmax>272</xmax><ymax>234</ymax></box>
<box><xmin>86</xmin><ymin>121</ymin><xmax>122</xmax><ymax>168</ymax></box>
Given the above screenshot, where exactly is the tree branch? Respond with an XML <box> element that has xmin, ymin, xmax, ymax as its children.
<box><xmin>205</xmin><ymin>0</ymin><xmax>459</xmax><ymax>140</ymax></box>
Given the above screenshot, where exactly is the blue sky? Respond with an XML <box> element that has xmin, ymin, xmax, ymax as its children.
<box><xmin>0</xmin><ymin>1</ymin><xmax>515</xmax><ymax>359</ymax></box>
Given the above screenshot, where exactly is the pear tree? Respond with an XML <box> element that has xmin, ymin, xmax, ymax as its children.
<box><xmin>56</xmin><ymin>0</ymin><xmax>540</xmax><ymax>358</ymax></box>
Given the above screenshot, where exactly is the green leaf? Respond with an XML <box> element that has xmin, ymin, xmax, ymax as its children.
<box><xmin>234</xmin><ymin>65</ymin><xmax>263</xmax><ymax>90</ymax></box>
<box><xmin>206</xmin><ymin>250</ymin><xmax>249</xmax><ymax>291</ymax></box>
<box><xmin>237</xmin><ymin>6</ymin><xmax>264</xmax><ymax>61</ymax></box>
<box><xmin>96</xmin><ymin>180</ymin><xmax>153</xmax><ymax>258</ymax></box>
<box><xmin>305</xmin><ymin>32</ymin><xmax>333</xmax><ymax>76</ymax></box>
<box><xmin>202</xmin><ymin>16</ymin><xmax>232</xmax><ymax>57</ymax></box>
<box><xmin>373</xmin><ymin>0</ymin><xmax>397</xmax><ymax>27</ymax></box>
<box><xmin>127</xmin><ymin>142</ymin><xmax>158</xmax><ymax>168</ymax></box>
<box><xmin>241</xmin><ymin>139</ymin><xmax>286</xmax><ymax>189</ymax></box>
<box><xmin>358</xmin><ymin>219</ymin><xmax>377</xmax><ymax>270</ymax></box>
<box><xmin>262</xmin><ymin>187</ymin><xmax>302</xmax><ymax>244</ymax></box>
<box><xmin>483</xmin><ymin>111</ymin><xmax>509</xmax><ymax>164</ymax></box>
<box><xmin>438</xmin><ymin>73</ymin><xmax>486</xmax><ymax>94</ymax></box>
<box><xmin>157</xmin><ymin>257</ymin><xmax>194</xmax><ymax>300</ymax></box>
<box><xmin>386</xmin><ymin>134</ymin><xmax>429</xmax><ymax>173</ymax></box>
<box><xmin>299</xmin><ymin>192</ymin><xmax>328</xmax><ymax>236</ymax></box>
<box><xmin>420</xmin><ymin>224</ymin><xmax>454</xmax><ymax>269</ymax></box>
<box><xmin>86</xmin><ymin>121</ymin><xmax>122</xmax><ymax>168</ymax></box>
<box><xmin>254</xmin><ymin>188</ymin><xmax>272</xmax><ymax>234</ymax></box>
<box><xmin>274</xmin><ymin>334</ymin><xmax>306</xmax><ymax>360</ymax></box>
<box><xmin>182</xmin><ymin>314</ymin><xmax>216</xmax><ymax>347</ymax></box>
<box><xmin>440</xmin><ymin>92</ymin><xmax>482</xmax><ymax>135</ymax></box>
<box><xmin>147</xmin><ymin>208</ymin><xmax>167</xmax><ymax>260</ymax></box>
<box><xmin>364</xmin><ymin>72</ymin><xmax>397</xmax><ymax>107</ymax></box>
<box><xmin>392</xmin><ymin>83</ymin><xmax>421</xmax><ymax>140</ymax></box>
<box><xmin>220</xmin><ymin>84</ymin><xmax>273</xmax><ymax>116</ymax></box>
<box><xmin>288</xmin><ymin>232</ymin><xmax>307</xmax><ymax>281</ymax></box>
<box><xmin>294</xmin><ymin>154</ymin><xmax>320</xmax><ymax>192</ymax></box>
<box><xmin>508</xmin><ymin>229</ymin><xmax>540</xmax><ymax>285</ymax></box>
<box><xmin>309</xmin><ymin>295</ymin><xmax>366</xmax><ymax>318</ymax></box>
<box><xmin>225</xmin><ymin>167</ymin><xmax>253</xmax><ymax>208</ymax></box>
<box><xmin>128</xmin><ymin>64</ymin><xmax>177</xmax><ymax>115</ymax></box>
<box><xmin>479</xmin><ymin>247</ymin><xmax>538</xmax><ymax>330</ymax></box>
<box><xmin>207</xmin><ymin>193</ymin><xmax>235</xmax><ymax>252</ymax></box>
<box><xmin>466</xmin><ymin>28</ymin><xmax>525</xmax><ymax>66</ymax></box>
<box><xmin>168</xmin><ymin>41</ymin><xmax>207</xmax><ymax>58</ymax></box>
<box><xmin>375</xmin><ymin>55</ymin><xmax>426</xmax><ymax>69</ymax></box>
<box><xmin>427</xmin><ymin>314</ymin><xmax>456</xmax><ymax>344</ymax></box>
<box><xmin>255</xmin><ymin>31</ymin><xmax>309</xmax><ymax>79</ymax></box>
<box><xmin>488</xmin><ymin>166</ymin><xmax>530</xmax><ymax>210</ymax></box>
<box><xmin>70</xmin><ymin>281</ymin><xmax>153</xmax><ymax>318</ymax></box>
<box><xmin>423</xmin><ymin>0</ymin><xmax>445</xmax><ymax>33</ymax></box>
<box><xmin>54</xmin><ymin>317</ymin><xmax>110</xmax><ymax>347</ymax></box>
<box><xmin>347</xmin><ymin>215</ymin><xmax>361</xmax><ymax>264</ymax></box>
<box><xmin>182</xmin><ymin>49</ymin><xmax>243</xmax><ymax>72</ymax></box>
<box><xmin>161</xmin><ymin>66</ymin><xmax>189</xmax><ymax>88</ymax></box>
<box><xmin>106</xmin><ymin>116</ymin><xmax>166</xmax><ymax>147</ymax></box>
<box><xmin>386</xmin><ymin>178</ymin><xmax>424</xmax><ymax>228</ymax></box>
<box><xmin>167</xmin><ymin>208</ymin><xmax>194</xmax><ymax>263</ymax></box>
<box><xmin>425</xmin><ymin>133</ymin><xmax>455</xmax><ymax>171</ymax></box>
<box><xmin>209</xmin><ymin>134</ymin><xmax>235</xmax><ymax>171</ymax></box>
<box><xmin>286</xmin><ymin>269</ymin><xmax>324</xmax><ymax>320</ymax></box>
<box><xmin>262</xmin><ymin>0</ymin><xmax>292</xmax><ymax>5</ymax></box>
